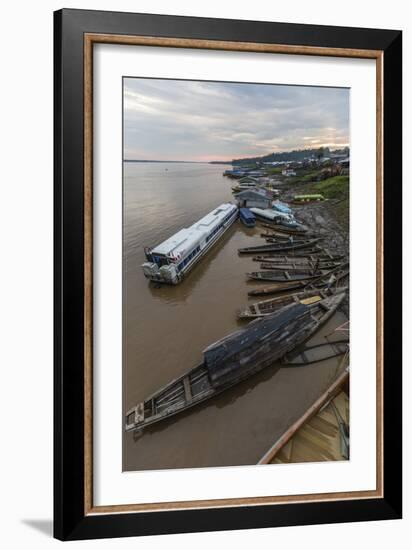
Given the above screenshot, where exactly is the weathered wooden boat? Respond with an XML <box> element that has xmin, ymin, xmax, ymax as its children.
<box><xmin>259</xmin><ymin>222</ymin><xmax>308</xmax><ymax>235</ymax></box>
<box><xmin>247</xmin><ymin>265</ymin><xmax>349</xmax><ymax>297</ymax></box>
<box><xmin>260</xmin><ymin>260</ymin><xmax>342</xmax><ymax>271</ymax></box>
<box><xmin>238</xmin><ymin>238</ymin><xmax>321</xmax><ymax>255</ymax></box>
<box><xmin>238</xmin><ymin>286</ymin><xmax>347</xmax><ymax>319</ymax></box>
<box><xmin>247</xmin><ymin>268</ymin><xmax>330</xmax><ymax>283</ymax></box>
<box><xmin>125</xmin><ymin>294</ymin><xmax>345</xmax><ymax>432</ymax></box>
<box><xmin>253</xmin><ymin>251</ymin><xmax>345</xmax><ymax>263</ymax></box>
<box><xmin>258</xmin><ymin>366</ymin><xmax>349</xmax><ymax>464</ymax></box>
<box><xmin>260</xmin><ymin>231</ymin><xmax>294</xmax><ymax>241</ymax></box>
<box><xmin>264</xmin><ymin>235</ymin><xmax>323</xmax><ymax>244</ymax></box>
<box><xmin>281</xmin><ymin>340</ymin><xmax>349</xmax><ymax>365</ymax></box>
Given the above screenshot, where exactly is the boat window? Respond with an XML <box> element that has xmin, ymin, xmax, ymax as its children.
<box><xmin>153</xmin><ymin>255</ymin><xmax>169</xmax><ymax>267</ymax></box>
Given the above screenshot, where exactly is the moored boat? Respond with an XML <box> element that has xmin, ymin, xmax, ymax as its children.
<box><xmin>252</xmin><ymin>253</ymin><xmax>345</xmax><ymax>265</ymax></box>
<box><xmin>250</xmin><ymin>207</ymin><xmax>299</xmax><ymax>227</ymax></box>
<box><xmin>247</xmin><ymin>265</ymin><xmax>349</xmax><ymax>296</ymax></box>
<box><xmin>281</xmin><ymin>340</ymin><xmax>349</xmax><ymax>365</ymax></box>
<box><xmin>238</xmin><ymin>286</ymin><xmax>347</xmax><ymax>319</ymax></box>
<box><xmin>239</xmin><ymin>207</ymin><xmax>256</xmax><ymax>227</ymax></box>
<box><xmin>264</xmin><ymin>235</ymin><xmax>322</xmax><ymax>243</ymax></box>
<box><xmin>260</xmin><ymin>231</ymin><xmax>297</xmax><ymax>241</ymax></box>
<box><xmin>247</xmin><ymin>268</ymin><xmax>330</xmax><ymax>283</ymax></box>
<box><xmin>142</xmin><ymin>203</ymin><xmax>238</xmax><ymax>284</ymax></box>
<box><xmin>125</xmin><ymin>294</ymin><xmax>345</xmax><ymax>432</ymax></box>
<box><xmin>259</xmin><ymin>222</ymin><xmax>308</xmax><ymax>235</ymax></box>
<box><xmin>258</xmin><ymin>365</ymin><xmax>349</xmax><ymax>464</ymax></box>
<box><xmin>272</xmin><ymin>200</ymin><xmax>293</xmax><ymax>215</ymax></box>
<box><xmin>252</xmin><ymin>251</ymin><xmax>346</xmax><ymax>262</ymax></box>
<box><xmin>259</xmin><ymin>260</ymin><xmax>341</xmax><ymax>271</ymax></box>
<box><xmin>291</xmin><ymin>193</ymin><xmax>325</xmax><ymax>204</ymax></box>
<box><xmin>238</xmin><ymin>238</ymin><xmax>321</xmax><ymax>254</ymax></box>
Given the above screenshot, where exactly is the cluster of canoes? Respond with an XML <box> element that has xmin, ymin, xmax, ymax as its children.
<box><xmin>237</xmin><ymin>217</ymin><xmax>348</xmax><ymax>297</ymax></box>
<box><xmin>126</xmin><ymin>235</ymin><xmax>348</xmax><ymax>434</ymax></box>
<box><xmin>125</xmin><ymin>291</ymin><xmax>347</xmax><ymax>432</ymax></box>
<box><xmin>127</xmin><ymin>201</ymin><xmax>349</xmax><ymax>439</ymax></box>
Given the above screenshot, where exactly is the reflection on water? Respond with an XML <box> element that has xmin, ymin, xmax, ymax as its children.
<box><xmin>123</xmin><ymin>162</ymin><xmax>348</xmax><ymax>471</ymax></box>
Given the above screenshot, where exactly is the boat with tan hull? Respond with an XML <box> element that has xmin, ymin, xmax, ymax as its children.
<box><xmin>259</xmin><ymin>260</ymin><xmax>342</xmax><ymax>271</ymax></box>
<box><xmin>125</xmin><ymin>293</ymin><xmax>345</xmax><ymax>432</ymax></box>
<box><xmin>247</xmin><ymin>268</ymin><xmax>331</xmax><ymax>283</ymax></box>
<box><xmin>238</xmin><ymin>238</ymin><xmax>322</xmax><ymax>255</ymax></box>
<box><xmin>247</xmin><ymin>264</ymin><xmax>349</xmax><ymax>297</ymax></box>
<box><xmin>281</xmin><ymin>340</ymin><xmax>349</xmax><ymax>366</ymax></box>
<box><xmin>254</xmin><ymin>252</ymin><xmax>344</xmax><ymax>263</ymax></box>
<box><xmin>238</xmin><ymin>286</ymin><xmax>348</xmax><ymax>319</ymax></box>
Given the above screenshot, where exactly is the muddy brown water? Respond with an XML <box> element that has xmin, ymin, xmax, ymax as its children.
<box><xmin>123</xmin><ymin>161</ymin><xmax>348</xmax><ymax>471</ymax></box>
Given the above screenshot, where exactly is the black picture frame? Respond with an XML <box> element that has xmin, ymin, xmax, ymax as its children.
<box><xmin>54</xmin><ymin>8</ymin><xmax>402</xmax><ymax>541</ymax></box>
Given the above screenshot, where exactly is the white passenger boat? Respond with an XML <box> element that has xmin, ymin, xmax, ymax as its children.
<box><xmin>250</xmin><ymin>207</ymin><xmax>294</xmax><ymax>223</ymax></box>
<box><xmin>142</xmin><ymin>203</ymin><xmax>238</xmax><ymax>284</ymax></box>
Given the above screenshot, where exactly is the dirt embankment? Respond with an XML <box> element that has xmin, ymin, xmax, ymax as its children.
<box><xmin>277</xmin><ymin>180</ymin><xmax>350</xmax><ymax>318</ymax></box>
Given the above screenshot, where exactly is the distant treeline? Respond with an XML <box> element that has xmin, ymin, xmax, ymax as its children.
<box><xmin>232</xmin><ymin>147</ymin><xmax>349</xmax><ymax>165</ymax></box>
<box><xmin>124</xmin><ymin>159</ymin><xmax>203</xmax><ymax>164</ymax></box>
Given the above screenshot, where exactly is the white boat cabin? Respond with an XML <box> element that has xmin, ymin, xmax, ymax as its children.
<box><xmin>142</xmin><ymin>203</ymin><xmax>238</xmax><ymax>284</ymax></box>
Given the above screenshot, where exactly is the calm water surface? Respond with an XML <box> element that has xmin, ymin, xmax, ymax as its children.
<box><xmin>123</xmin><ymin>162</ymin><xmax>347</xmax><ymax>471</ymax></box>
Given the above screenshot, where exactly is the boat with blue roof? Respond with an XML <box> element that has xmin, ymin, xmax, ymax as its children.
<box><xmin>239</xmin><ymin>207</ymin><xmax>256</xmax><ymax>228</ymax></box>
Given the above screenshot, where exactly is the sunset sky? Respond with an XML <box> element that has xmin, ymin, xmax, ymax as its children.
<box><xmin>123</xmin><ymin>78</ymin><xmax>349</xmax><ymax>162</ymax></box>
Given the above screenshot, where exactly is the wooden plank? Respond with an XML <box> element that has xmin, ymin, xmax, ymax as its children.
<box><xmin>183</xmin><ymin>376</ymin><xmax>193</xmax><ymax>403</ymax></box>
<box><xmin>258</xmin><ymin>367</ymin><xmax>349</xmax><ymax>464</ymax></box>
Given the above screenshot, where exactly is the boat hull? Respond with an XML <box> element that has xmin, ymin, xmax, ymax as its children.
<box><xmin>238</xmin><ymin>238</ymin><xmax>321</xmax><ymax>255</ymax></box>
<box><xmin>238</xmin><ymin>287</ymin><xmax>347</xmax><ymax>319</ymax></box>
<box><xmin>125</xmin><ymin>294</ymin><xmax>345</xmax><ymax>432</ymax></box>
<box><xmin>145</xmin><ymin>208</ymin><xmax>238</xmax><ymax>284</ymax></box>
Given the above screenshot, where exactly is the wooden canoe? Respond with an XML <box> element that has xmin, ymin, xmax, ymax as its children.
<box><xmin>125</xmin><ymin>294</ymin><xmax>345</xmax><ymax>432</ymax></box>
<box><xmin>238</xmin><ymin>286</ymin><xmax>348</xmax><ymax>319</ymax></box>
<box><xmin>259</xmin><ymin>222</ymin><xmax>308</xmax><ymax>235</ymax></box>
<box><xmin>238</xmin><ymin>238</ymin><xmax>322</xmax><ymax>255</ymax></box>
<box><xmin>247</xmin><ymin>268</ymin><xmax>330</xmax><ymax>283</ymax></box>
<box><xmin>260</xmin><ymin>261</ymin><xmax>342</xmax><ymax>271</ymax></box>
<box><xmin>260</xmin><ymin>232</ymin><xmax>294</xmax><ymax>241</ymax></box>
<box><xmin>281</xmin><ymin>341</ymin><xmax>349</xmax><ymax>365</ymax></box>
<box><xmin>264</xmin><ymin>236</ymin><xmax>323</xmax><ymax>244</ymax></box>
<box><xmin>265</xmin><ymin>391</ymin><xmax>350</xmax><ymax>463</ymax></box>
<box><xmin>253</xmin><ymin>251</ymin><xmax>345</xmax><ymax>263</ymax></box>
<box><xmin>258</xmin><ymin>362</ymin><xmax>349</xmax><ymax>464</ymax></box>
<box><xmin>248</xmin><ymin>265</ymin><xmax>349</xmax><ymax>297</ymax></box>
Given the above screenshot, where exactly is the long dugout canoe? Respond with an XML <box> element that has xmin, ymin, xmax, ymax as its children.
<box><xmin>238</xmin><ymin>237</ymin><xmax>322</xmax><ymax>254</ymax></box>
<box><xmin>247</xmin><ymin>268</ymin><xmax>331</xmax><ymax>283</ymax></box>
<box><xmin>238</xmin><ymin>286</ymin><xmax>348</xmax><ymax>319</ymax></box>
<box><xmin>247</xmin><ymin>265</ymin><xmax>349</xmax><ymax>297</ymax></box>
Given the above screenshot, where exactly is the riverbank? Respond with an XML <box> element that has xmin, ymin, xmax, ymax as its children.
<box><xmin>277</xmin><ymin>174</ymin><xmax>349</xmax><ymax>317</ymax></box>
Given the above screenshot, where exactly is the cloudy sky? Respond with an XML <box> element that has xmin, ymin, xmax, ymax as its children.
<box><xmin>124</xmin><ymin>78</ymin><xmax>349</xmax><ymax>162</ymax></box>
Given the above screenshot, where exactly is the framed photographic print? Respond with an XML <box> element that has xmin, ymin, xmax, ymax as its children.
<box><xmin>54</xmin><ymin>8</ymin><xmax>402</xmax><ymax>540</ymax></box>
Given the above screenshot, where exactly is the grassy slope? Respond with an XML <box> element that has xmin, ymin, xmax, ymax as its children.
<box><xmin>310</xmin><ymin>175</ymin><xmax>350</xmax><ymax>231</ymax></box>
<box><xmin>309</xmin><ymin>175</ymin><xmax>349</xmax><ymax>200</ymax></box>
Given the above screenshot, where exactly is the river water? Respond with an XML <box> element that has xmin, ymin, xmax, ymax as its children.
<box><xmin>123</xmin><ymin>161</ymin><xmax>347</xmax><ymax>471</ymax></box>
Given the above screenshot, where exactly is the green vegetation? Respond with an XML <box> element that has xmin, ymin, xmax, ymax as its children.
<box><xmin>232</xmin><ymin>146</ymin><xmax>349</xmax><ymax>165</ymax></box>
<box><xmin>298</xmin><ymin>171</ymin><xmax>320</xmax><ymax>183</ymax></box>
<box><xmin>309</xmin><ymin>175</ymin><xmax>349</xmax><ymax>200</ymax></box>
<box><xmin>308</xmin><ymin>175</ymin><xmax>349</xmax><ymax>231</ymax></box>
<box><xmin>281</xmin><ymin>169</ymin><xmax>321</xmax><ymax>185</ymax></box>
<box><xmin>265</xmin><ymin>167</ymin><xmax>283</xmax><ymax>174</ymax></box>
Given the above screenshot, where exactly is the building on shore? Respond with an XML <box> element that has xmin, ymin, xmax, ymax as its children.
<box><xmin>234</xmin><ymin>189</ymin><xmax>273</xmax><ymax>209</ymax></box>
